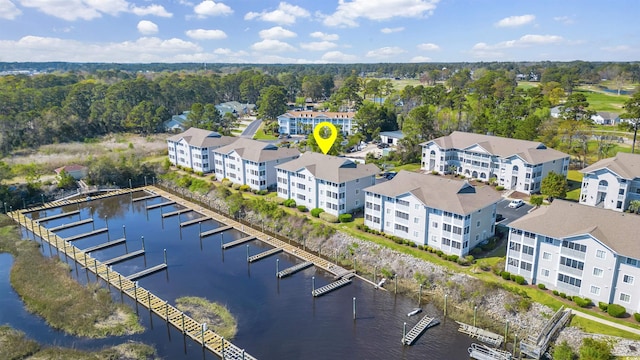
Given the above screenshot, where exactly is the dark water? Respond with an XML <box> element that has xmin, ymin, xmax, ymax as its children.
<box><xmin>4</xmin><ymin>192</ymin><xmax>476</xmax><ymax>359</ymax></box>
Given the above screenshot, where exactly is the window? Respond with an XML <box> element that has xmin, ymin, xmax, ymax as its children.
<box><xmin>557</xmin><ymin>273</ymin><xmax>582</xmax><ymax>287</ymax></box>
<box><xmin>443</xmin><ymin>224</ymin><xmax>452</xmax><ymax>232</ymax></box>
<box><xmin>560</xmin><ymin>256</ymin><xmax>584</xmax><ymax>270</ymax></box>
<box><xmin>522</xmin><ymin>245</ymin><xmax>534</xmax><ymax>256</ymax></box>
<box><xmin>413</xmin><ymin>231</ymin><xmax>419</xmax><ymax>237</ymax></box>
<box><xmin>590</xmin><ymin>286</ymin><xmax>600</xmax><ymax>295</ymax></box>
<box><xmin>451</xmin><ymin>241</ymin><xmax>461</xmax><ymax>249</ymax></box>
<box><xmin>508</xmin><ymin>258</ymin><xmax>519</xmax><ymax>267</ymax></box>
<box><xmin>596</xmin><ymin>250</ymin><xmax>606</xmax><ymax>259</ymax></box>
<box><xmin>476</xmin><ymin>220</ymin><xmax>481</xmax><ymax>227</ymax></box>
<box><xmin>509</xmin><ymin>242</ymin><xmax>521</xmax><ymax>252</ymax></box>
<box><xmin>520</xmin><ymin>261</ymin><xmax>532</xmax><ymax>271</ymax></box>
<box><xmin>432</xmin><ymin>222</ymin><xmax>438</xmax><ymax>228</ymax></box>
<box><xmin>542</xmin><ymin>252</ymin><xmax>552</xmax><ymax>260</ymax></box>
<box><xmin>593</xmin><ymin>267</ymin><xmax>603</xmax><ymax>277</ymax></box>
<box><xmin>541</xmin><ymin>268</ymin><xmax>550</xmax><ymax>277</ymax></box>
<box><xmin>394</xmin><ymin>224</ymin><xmax>408</xmax><ymax>232</ymax></box>
<box><xmin>397</xmin><ymin>199</ymin><xmax>409</xmax><ymax>206</ymax></box>
<box><xmin>561</xmin><ymin>241</ymin><xmax>586</xmax><ymax>253</ymax></box>
<box><xmin>395</xmin><ymin>211</ymin><xmax>409</xmax><ymax>220</ymax></box>
<box><xmin>619</xmin><ymin>293</ymin><xmax>631</xmax><ymax>303</ymax></box>
<box><xmin>414</xmin><ymin>217</ymin><xmax>419</xmax><ymax>224</ymax></box>
<box><xmin>441</xmin><ymin>238</ymin><xmax>451</xmax><ymax>246</ymax></box>
<box><xmin>623</xmin><ymin>275</ymin><xmax>634</xmax><ymax>284</ymax></box>
<box><xmin>626</xmin><ymin>258</ymin><xmax>638</xmax><ymax>267</ymax></box>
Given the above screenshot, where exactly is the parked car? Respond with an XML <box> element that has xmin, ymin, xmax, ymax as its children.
<box><xmin>508</xmin><ymin>199</ymin><xmax>524</xmax><ymax>208</ymax></box>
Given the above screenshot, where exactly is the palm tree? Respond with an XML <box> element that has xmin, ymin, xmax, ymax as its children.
<box><xmin>622</xmin><ymin>91</ymin><xmax>640</xmax><ymax>154</ymax></box>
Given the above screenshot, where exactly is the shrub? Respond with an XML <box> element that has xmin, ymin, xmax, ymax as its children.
<box><xmin>239</xmin><ymin>184</ymin><xmax>251</xmax><ymax>192</ymax></box>
<box><xmin>222</xmin><ymin>180</ymin><xmax>233</xmax><ymax>187</ymax></box>
<box><xmin>509</xmin><ymin>274</ymin><xmax>516</xmax><ymax>281</ymax></box>
<box><xmin>537</xmin><ymin>283</ymin><xmax>546</xmax><ymax>290</ymax></box>
<box><xmin>447</xmin><ymin>255</ymin><xmax>459</xmax><ymax>262</ymax></box>
<box><xmin>211</xmin><ymin>175</ymin><xmax>217</xmax><ymax>181</ymax></box>
<box><xmin>338</xmin><ymin>214</ymin><xmax>353</xmax><ymax>223</ymax></box>
<box><xmin>257</xmin><ymin>190</ymin><xmax>269</xmax><ymax>195</ymax></box>
<box><xmin>634</xmin><ymin>313</ymin><xmax>640</xmax><ymax>323</ymax></box>
<box><xmin>607</xmin><ymin>303</ymin><xmax>626</xmax><ymax>318</ymax></box>
<box><xmin>514</xmin><ymin>275</ymin><xmax>526</xmax><ymax>285</ymax></box>
<box><xmin>552</xmin><ymin>290</ymin><xmax>559</xmax><ymax>296</ymax></box>
<box><xmin>501</xmin><ymin>271</ymin><xmax>511</xmax><ymax>280</ymax></box>
<box><xmin>598</xmin><ymin>302</ymin><xmax>608</xmax><ymax>311</ymax></box>
<box><xmin>496</xmin><ymin>185</ymin><xmax>505</xmax><ymax>191</ymax></box>
<box><xmin>530</xmin><ymin>195</ymin><xmax>544</xmax><ymax>206</ymax></box>
<box><xmin>574</xmin><ymin>297</ymin><xmax>591</xmax><ymax>308</ymax></box>
<box><xmin>283</xmin><ymin>199</ymin><xmax>297</xmax><ymax>208</ymax></box>
<box><xmin>297</xmin><ymin>205</ymin><xmax>308</xmax><ymax>212</ymax></box>
<box><xmin>319</xmin><ymin>212</ymin><xmax>339</xmax><ymax>223</ymax></box>
<box><xmin>559</xmin><ymin>292</ymin><xmax>566</xmax><ymax>299</ymax></box>
<box><xmin>409</xmin><ymin>242</ymin><xmax>417</xmax><ymax>248</ymax></box>
<box><xmin>436</xmin><ymin>250</ymin><xmax>444</xmax><ymax>257</ymax></box>
<box><xmin>231</xmin><ymin>183</ymin><xmax>241</xmax><ymax>190</ymax></box>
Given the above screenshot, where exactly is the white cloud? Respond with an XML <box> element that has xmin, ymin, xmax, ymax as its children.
<box><xmin>0</xmin><ymin>0</ymin><xmax>21</xmax><ymax>19</ymax></box>
<box><xmin>137</xmin><ymin>20</ymin><xmax>158</xmax><ymax>35</ymax></box>
<box><xmin>310</xmin><ymin>31</ymin><xmax>339</xmax><ymax>41</ymax></box>
<box><xmin>381</xmin><ymin>27</ymin><xmax>404</xmax><ymax>34</ymax></box>
<box><xmin>601</xmin><ymin>45</ymin><xmax>631</xmax><ymax>52</ymax></box>
<box><xmin>0</xmin><ymin>36</ymin><xmax>202</xmax><ymax>62</ymax></box>
<box><xmin>131</xmin><ymin>4</ymin><xmax>172</xmax><ymax>18</ymax></box>
<box><xmin>366</xmin><ymin>46</ymin><xmax>405</xmax><ymax>59</ymax></box>
<box><xmin>259</xmin><ymin>26</ymin><xmax>296</xmax><ymax>40</ymax></box>
<box><xmin>186</xmin><ymin>29</ymin><xmax>227</xmax><ymax>40</ymax></box>
<box><xmin>250</xmin><ymin>39</ymin><xmax>296</xmax><ymax>52</ymax></box>
<box><xmin>470</xmin><ymin>34</ymin><xmax>563</xmax><ymax>58</ymax></box>
<box><xmin>417</xmin><ymin>42</ymin><xmax>440</xmax><ymax>51</ymax></box>
<box><xmin>320</xmin><ymin>51</ymin><xmax>357</xmax><ymax>63</ymax></box>
<box><xmin>300</xmin><ymin>41</ymin><xmax>337</xmax><ymax>51</ymax></box>
<box><xmin>323</xmin><ymin>0</ymin><xmax>439</xmax><ymax>28</ymax></box>
<box><xmin>245</xmin><ymin>2</ymin><xmax>310</xmax><ymax>25</ymax></box>
<box><xmin>194</xmin><ymin>0</ymin><xmax>232</xmax><ymax>18</ymax></box>
<box><xmin>553</xmin><ymin>15</ymin><xmax>574</xmax><ymax>25</ymax></box>
<box><xmin>495</xmin><ymin>14</ymin><xmax>535</xmax><ymax>27</ymax></box>
<box><xmin>410</xmin><ymin>56</ymin><xmax>431</xmax><ymax>62</ymax></box>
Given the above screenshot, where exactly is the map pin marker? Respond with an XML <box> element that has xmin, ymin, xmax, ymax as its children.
<box><xmin>313</xmin><ymin>122</ymin><xmax>338</xmax><ymax>154</ymax></box>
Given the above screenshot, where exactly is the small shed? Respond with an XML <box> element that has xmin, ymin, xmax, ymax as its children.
<box><xmin>55</xmin><ymin>165</ymin><xmax>88</xmax><ymax>180</ymax></box>
<box><xmin>379</xmin><ymin>131</ymin><xmax>405</xmax><ymax>146</ymax></box>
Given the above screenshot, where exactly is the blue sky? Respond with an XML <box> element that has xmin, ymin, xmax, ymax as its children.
<box><xmin>0</xmin><ymin>0</ymin><xmax>638</xmax><ymax>63</ymax></box>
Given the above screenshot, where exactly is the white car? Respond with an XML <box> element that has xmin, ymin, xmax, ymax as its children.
<box><xmin>508</xmin><ymin>199</ymin><xmax>524</xmax><ymax>209</ymax></box>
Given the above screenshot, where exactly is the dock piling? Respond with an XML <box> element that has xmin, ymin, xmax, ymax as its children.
<box><xmin>141</xmin><ymin>236</ymin><xmax>145</xmax><ymax>250</ymax></box>
<box><xmin>276</xmin><ymin>259</ymin><xmax>279</xmax><ymax>276</ymax></box>
<box><xmin>394</xmin><ymin>274</ymin><xmax>397</xmax><ymax>294</ymax></box>
<box><xmin>164</xmin><ymin>249</ymin><xmax>167</xmax><ymax>264</ymax></box>
<box><xmin>403</xmin><ymin>322</ymin><xmax>407</xmax><ymax>344</ymax></box>
<box><xmin>504</xmin><ymin>320</ymin><xmax>509</xmax><ymax>348</ymax></box>
<box><xmin>474</xmin><ymin>306</ymin><xmax>477</xmax><ymax>327</ymax></box>
<box><xmin>246</xmin><ymin>244</ymin><xmax>249</xmax><ymax>262</ymax></box>
<box><xmin>312</xmin><ymin>276</ymin><xmax>315</xmax><ymax>293</ymax></box>
<box><xmin>444</xmin><ymin>294</ymin><xmax>448</xmax><ymax>316</ymax></box>
<box><xmin>353</xmin><ymin>297</ymin><xmax>356</xmax><ymax>320</ymax></box>
<box><xmin>418</xmin><ymin>284</ymin><xmax>423</xmax><ymax>306</ymax></box>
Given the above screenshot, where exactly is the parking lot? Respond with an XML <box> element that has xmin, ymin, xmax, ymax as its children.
<box><xmin>495</xmin><ymin>199</ymin><xmax>534</xmax><ymax>226</ymax></box>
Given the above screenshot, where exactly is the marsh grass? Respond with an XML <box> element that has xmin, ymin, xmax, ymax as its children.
<box><xmin>176</xmin><ymin>296</ymin><xmax>238</xmax><ymax>339</ymax></box>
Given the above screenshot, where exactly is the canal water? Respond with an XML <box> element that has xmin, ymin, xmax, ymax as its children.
<box><xmin>3</xmin><ymin>192</ymin><xmax>477</xmax><ymax>359</ymax></box>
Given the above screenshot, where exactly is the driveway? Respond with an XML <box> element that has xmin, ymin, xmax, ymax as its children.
<box><xmin>495</xmin><ymin>199</ymin><xmax>534</xmax><ymax>226</ymax></box>
<box><xmin>241</xmin><ymin>119</ymin><xmax>262</xmax><ymax>138</ymax></box>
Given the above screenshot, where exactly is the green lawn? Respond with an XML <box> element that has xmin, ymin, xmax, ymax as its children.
<box><xmin>575</xmin><ymin>88</ymin><xmax>629</xmax><ymax>113</ymax></box>
<box><xmin>252</xmin><ymin>122</ymin><xmax>278</xmax><ymax>140</ymax></box>
<box><xmin>392</xmin><ymin>163</ymin><xmax>421</xmax><ymax>172</ymax></box>
<box><xmin>565</xmin><ymin>170</ymin><xmax>583</xmax><ymax>201</ymax></box>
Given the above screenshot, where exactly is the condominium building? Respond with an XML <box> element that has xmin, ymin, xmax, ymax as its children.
<box><xmin>166</xmin><ymin>128</ymin><xmax>236</xmax><ymax>174</ymax></box>
<box><xmin>363</xmin><ymin>171</ymin><xmax>501</xmax><ymax>256</ymax></box>
<box><xmin>579</xmin><ymin>152</ymin><xmax>640</xmax><ymax>212</ymax></box>
<box><xmin>506</xmin><ymin>200</ymin><xmax>640</xmax><ymax>313</ymax></box>
<box><xmin>275</xmin><ymin>152</ymin><xmax>379</xmax><ymax>216</ymax></box>
<box><xmin>277</xmin><ymin>111</ymin><xmax>355</xmax><ymax>136</ymax></box>
<box><xmin>212</xmin><ymin>138</ymin><xmax>300</xmax><ymax>191</ymax></box>
<box><xmin>421</xmin><ymin>131</ymin><xmax>570</xmax><ymax>194</ymax></box>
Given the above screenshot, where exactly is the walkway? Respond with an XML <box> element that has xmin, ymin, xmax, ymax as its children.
<box><xmin>570</xmin><ymin>308</ymin><xmax>640</xmax><ymax>336</ymax></box>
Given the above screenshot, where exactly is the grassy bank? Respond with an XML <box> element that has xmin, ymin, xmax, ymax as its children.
<box><xmin>176</xmin><ymin>297</ymin><xmax>238</xmax><ymax>339</ymax></box>
<box><xmin>0</xmin><ymin>325</ymin><xmax>156</xmax><ymax>360</ymax></box>
<box><xmin>0</xmin><ymin>215</ymin><xmax>143</xmax><ymax>338</ymax></box>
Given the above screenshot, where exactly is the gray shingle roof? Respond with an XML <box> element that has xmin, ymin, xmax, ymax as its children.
<box><xmin>166</xmin><ymin>127</ymin><xmax>236</xmax><ymax>148</ymax></box>
<box><xmin>509</xmin><ymin>199</ymin><xmax>640</xmax><ymax>260</ymax></box>
<box><xmin>580</xmin><ymin>152</ymin><xmax>640</xmax><ymax>180</ymax></box>
<box><xmin>364</xmin><ymin>171</ymin><xmax>501</xmax><ymax>214</ymax></box>
<box><xmin>213</xmin><ymin>138</ymin><xmax>300</xmax><ymax>162</ymax></box>
<box><xmin>421</xmin><ymin>131</ymin><xmax>569</xmax><ymax>164</ymax></box>
<box><xmin>275</xmin><ymin>152</ymin><xmax>379</xmax><ymax>183</ymax></box>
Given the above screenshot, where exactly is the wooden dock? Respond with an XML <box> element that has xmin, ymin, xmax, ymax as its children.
<box><xmin>49</xmin><ymin>218</ymin><xmax>93</xmax><ymax>232</ymax></box>
<box><xmin>277</xmin><ymin>261</ymin><xmax>313</xmax><ymax>278</ymax></box>
<box><xmin>65</xmin><ymin>227</ymin><xmax>108</xmax><ymax>242</ymax></box>
<box><xmin>312</xmin><ymin>277</ymin><xmax>352</xmax><ymax>297</ymax></box>
<box><xmin>248</xmin><ymin>248</ymin><xmax>282</xmax><ymax>263</ymax></box>
<box><xmin>468</xmin><ymin>343</ymin><xmax>512</xmax><ymax>360</ymax></box>
<box><xmin>8</xmin><ymin>207</ymin><xmax>256</xmax><ymax>360</ymax></box>
<box><xmin>126</xmin><ymin>263</ymin><xmax>168</xmax><ymax>281</ymax></box>
<box><xmin>221</xmin><ymin>235</ymin><xmax>254</xmax><ymax>249</ymax></box>
<box><xmin>201</xmin><ymin>225</ymin><xmax>233</xmax><ymax>238</ymax></box>
<box><xmin>36</xmin><ymin>210</ymin><xmax>80</xmax><ymax>222</ymax></box>
<box><xmin>23</xmin><ymin>189</ymin><xmax>131</xmax><ymax>214</ymax></box>
<box><xmin>180</xmin><ymin>217</ymin><xmax>210</xmax><ymax>227</ymax></box>
<box><xmin>161</xmin><ymin>208</ymin><xmax>192</xmax><ymax>218</ymax></box>
<box><xmin>457</xmin><ymin>321</ymin><xmax>504</xmax><ymax>347</ymax></box>
<box><xmin>402</xmin><ymin>315</ymin><xmax>439</xmax><ymax>345</ymax></box>
<box><xmin>83</xmin><ymin>238</ymin><xmax>126</xmax><ymax>253</ymax></box>
<box><xmin>146</xmin><ymin>201</ymin><xmax>175</xmax><ymax>210</ymax></box>
<box><xmin>103</xmin><ymin>249</ymin><xmax>145</xmax><ymax>265</ymax></box>
<box><xmin>132</xmin><ymin>194</ymin><xmax>159</xmax><ymax>202</ymax></box>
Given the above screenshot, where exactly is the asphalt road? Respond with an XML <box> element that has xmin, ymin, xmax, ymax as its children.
<box><xmin>241</xmin><ymin>119</ymin><xmax>262</xmax><ymax>138</ymax></box>
<box><xmin>495</xmin><ymin>199</ymin><xmax>534</xmax><ymax>226</ymax></box>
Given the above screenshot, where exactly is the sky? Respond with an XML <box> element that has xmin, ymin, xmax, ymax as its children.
<box><xmin>0</xmin><ymin>0</ymin><xmax>638</xmax><ymax>64</ymax></box>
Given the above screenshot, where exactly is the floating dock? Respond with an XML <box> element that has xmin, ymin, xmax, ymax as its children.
<box><xmin>126</xmin><ymin>263</ymin><xmax>168</xmax><ymax>280</ymax></box>
<box><xmin>277</xmin><ymin>261</ymin><xmax>313</xmax><ymax>278</ymax></box>
<box><xmin>132</xmin><ymin>194</ymin><xmax>159</xmax><ymax>202</ymax></box>
<box><xmin>248</xmin><ymin>248</ymin><xmax>282</xmax><ymax>262</ymax></box>
<box><xmin>312</xmin><ymin>277</ymin><xmax>352</xmax><ymax>297</ymax></box>
<box><xmin>161</xmin><ymin>208</ymin><xmax>192</xmax><ymax>218</ymax></box>
<box><xmin>36</xmin><ymin>210</ymin><xmax>80</xmax><ymax>222</ymax></box>
<box><xmin>457</xmin><ymin>321</ymin><xmax>504</xmax><ymax>347</ymax></box>
<box><xmin>103</xmin><ymin>249</ymin><xmax>145</xmax><ymax>266</ymax></box>
<box><xmin>49</xmin><ymin>218</ymin><xmax>94</xmax><ymax>232</ymax></box>
<box><xmin>146</xmin><ymin>201</ymin><xmax>175</xmax><ymax>210</ymax></box>
<box><xmin>221</xmin><ymin>235</ymin><xmax>254</xmax><ymax>249</ymax></box>
<box><xmin>468</xmin><ymin>343</ymin><xmax>512</xmax><ymax>360</ymax></box>
<box><xmin>520</xmin><ymin>306</ymin><xmax>571</xmax><ymax>359</ymax></box>
<box><xmin>200</xmin><ymin>225</ymin><xmax>233</xmax><ymax>238</ymax></box>
<box><xmin>83</xmin><ymin>238</ymin><xmax>126</xmax><ymax>253</ymax></box>
<box><xmin>180</xmin><ymin>217</ymin><xmax>210</xmax><ymax>227</ymax></box>
<box><xmin>402</xmin><ymin>315</ymin><xmax>439</xmax><ymax>345</ymax></box>
<box><xmin>65</xmin><ymin>228</ymin><xmax>108</xmax><ymax>242</ymax></box>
